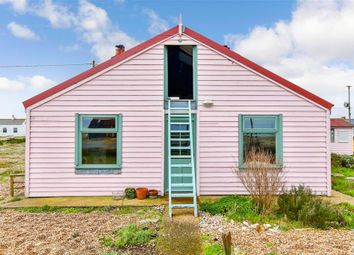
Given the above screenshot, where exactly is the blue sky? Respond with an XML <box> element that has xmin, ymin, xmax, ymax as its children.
<box><xmin>0</xmin><ymin>0</ymin><xmax>353</xmax><ymax>118</ymax></box>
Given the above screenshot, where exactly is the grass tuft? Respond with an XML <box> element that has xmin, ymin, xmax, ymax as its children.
<box><xmin>100</xmin><ymin>224</ymin><xmax>154</xmax><ymax>249</ymax></box>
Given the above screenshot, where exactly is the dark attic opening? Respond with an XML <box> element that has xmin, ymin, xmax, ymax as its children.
<box><xmin>167</xmin><ymin>45</ymin><xmax>194</xmax><ymax>100</ymax></box>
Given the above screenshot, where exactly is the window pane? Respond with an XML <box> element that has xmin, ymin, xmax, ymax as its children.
<box><xmin>243</xmin><ymin>133</ymin><xmax>276</xmax><ymax>163</ymax></box>
<box><xmin>82</xmin><ymin>133</ymin><xmax>117</xmax><ymax>164</ymax></box>
<box><xmin>244</xmin><ymin>117</ymin><xmax>276</xmax><ymax>129</ymax></box>
<box><xmin>338</xmin><ymin>130</ymin><xmax>349</xmax><ymax>143</ymax></box>
<box><xmin>82</xmin><ymin>116</ymin><xmax>115</xmax><ymax>129</ymax></box>
<box><xmin>13</xmin><ymin>128</ymin><xmax>18</xmax><ymax>133</ymax></box>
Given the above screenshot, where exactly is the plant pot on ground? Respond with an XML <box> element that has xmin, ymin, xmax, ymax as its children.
<box><xmin>148</xmin><ymin>189</ymin><xmax>158</xmax><ymax>199</ymax></box>
<box><xmin>124</xmin><ymin>187</ymin><xmax>136</xmax><ymax>199</ymax></box>
<box><xmin>136</xmin><ymin>187</ymin><xmax>148</xmax><ymax>200</ymax></box>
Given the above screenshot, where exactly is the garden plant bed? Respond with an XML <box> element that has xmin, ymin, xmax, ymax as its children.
<box><xmin>199</xmin><ymin>212</ymin><xmax>353</xmax><ymax>255</ymax></box>
<box><xmin>0</xmin><ymin>206</ymin><xmax>163</xmax><ymax>255</ymax></box>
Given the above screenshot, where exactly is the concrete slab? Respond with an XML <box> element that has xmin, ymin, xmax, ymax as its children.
<box><xmin>0</xmin><ymin>195</ymin><xmax>223</xmax><ymax>208</ymax></box>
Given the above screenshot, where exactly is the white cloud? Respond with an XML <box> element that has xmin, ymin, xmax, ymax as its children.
<box><xmin>34</xmin><ymin>0</ymin><xmax>76</xmax><ymax>28</ymax></box>
<box><xmin>77</xmin><ymin>0</ymin><xmax>139</xmax><ymax>61</ymax></box>
<box><xmin>0</xmin><ymin>77</ymin><xmax>25</xmax><ymax>92</ymax></box>
<box><xmin>0</xmin><ymin>0</ymin><xmax>28</xmax><ymax>13</ymax></box>
<box><xmin>1</xmin><ymin>0</ymin><xmax>139</xmax><ymax>61</ymax></box>
<box><xmin>0</xmin><ymin>75</ymin><xmax>56</xmax><ymax>92</ymax></box>
<box><xmin>7</xmin><ymin>22</ymin><xmax>39</xmax><ymax>40</ymax></box>
<box><xmin>224</xmin><ymin>0</ymin><xmax>354</xmax><ymax>117</ymax></box>
<box><xmin>143</xmin><ymin>8</ymin><xmax>169</xmax><ymax>35</ymax></box>
<box><xmin>20</xmin><ymin>75</ymin><xmax>56</xmax><ymax>89</ymax></box>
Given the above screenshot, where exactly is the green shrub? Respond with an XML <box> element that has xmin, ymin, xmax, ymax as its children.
<box><xmin>331</xmin><ymin>153</ymin><xmax>354</xmax><ymax>169</ymax></box>
<box><xmin>124</xmin><ymin>187</ymin><xmax>136</xmax><ymax>199</ymax></box>
<box><xmin>101</xmin><ymin>224</ymin><xmax>153</xmax><ymax>249</ymax></box>
<box><xmin>298</xmin><ymin>198</ymin><xmax>345</xmax><ymax>229</ymax></box>
<box><xmin>203</xmin><ymin>243</ymin><xmax>224</xmax><ymax>255</ymax></box>
<box><xmin>200</xmin><ymin>196</ymin><xmax>257</xmax><ymax>217</ymax></box>
<box><xmin>278</xmin><ymin>185</ymin><xmax>313</xmax><ymax>220</ymax></box>
<box><xmin>0</xmin><ymin>137</ymin><xmax>25</xmax><ymax>146</ymax></box>
<box><xmin>278</xmin><ymin>186</ymin><xmax>346</xmax><ymax>229</ymax></box>
<box><xmin>333</xmin><ymin>203</ymin><xmax>354</xmax><ymax>229</ymax></box>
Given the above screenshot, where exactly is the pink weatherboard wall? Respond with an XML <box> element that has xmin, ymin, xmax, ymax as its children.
<box><xmin>25</xmin><ymin>33</ymin><xmax>331</xmax><ymax>197</ymax></box>
<box><xmin>330</xmin><ymin>128</ymin><xmax>353</xmax><ymax>155</ymax></box>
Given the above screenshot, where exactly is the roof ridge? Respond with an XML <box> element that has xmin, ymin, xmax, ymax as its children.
<box><xmin>23</xmin><ymin>25</ymin><xmax>333</xmax><ymax>110</ymax></box>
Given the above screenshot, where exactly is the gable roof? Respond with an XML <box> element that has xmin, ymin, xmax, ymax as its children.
<box><xmin>0</xmin><ymin>119</ymin><xmax>25</xmax><ymax>125</ymax></box>
<box><xmin>331</xmin><ymin>118</ymin><xmax>354</xmax><ymax>128</ymax></box>
<box><xmin>23</xmin><ymin>26</ymin><xmax>333</xmax><ymax>110</ymax></box>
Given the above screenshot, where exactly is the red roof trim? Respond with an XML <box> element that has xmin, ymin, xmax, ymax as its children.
<box><xmin>23</xmin><ymin>26</ymin><xmax>178</xmax><ymax>108</ymax></box>
<box><xmin>23</xmin><ymin>25</ymin><xmax>333</xmax><ymax>110</ymax></box>
<box><xmin>330</xmin><ymin>118</ymin><xmax>354</xmax><ymax>128</ymax></box>
<box><xmin>184</xmin><ymin>28</ymin><xmax>333</xmax><ymax>110</ymax></box>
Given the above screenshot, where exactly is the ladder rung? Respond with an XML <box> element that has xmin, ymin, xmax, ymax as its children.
<box><xmin>171</xmin><ymin>183</ymin><xmax>193</xmax><ymax>187</ymax></box>
<box><xmin>171</xmin><ymin>193</ymin><xmax>194</xmax><ymax>198</ymax></box>
<box><xmin>170</xmin><ymin>122</ymin><xmax>190</xmax><ymax>125</ymax></box>
<box><xmin>171</xmin><ymin>146</ymin><xmax>191</xmax><ymax>150</ymax></box>
<box><xmin>171</xmin><ymin>138</ymin><xmax>190</xmax><ymax>141</ymax></box>
<box><xmin>171</xmin><ymin>173</ymin><xmax>193</xmax><ymax>177</ymax></box>
<box><xmin>171</xmin><ymin>164</ymin><xmax>192</xmax><ymax>167</ymax></box>
<box><xmin>170</xmin><ymin>130</ymin><xmax>190</xmax><ymax>133</ymax></box>
<box><xmin>171</xmin><ymin>155</ymin><xmax>191</xmax><ymax>159</ymax></box>
<box><xmin>170</xmin><ymin>115</ymin><xmax>189</xmax><ymax>117</ymax></box>
<box><xmin>172</xmin><ymin>204</ymin><xmax>195</xmax><ymax>208</ymax></box>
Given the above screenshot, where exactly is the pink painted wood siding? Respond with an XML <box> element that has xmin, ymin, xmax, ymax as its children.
<box><xmin>183</xmin><ymin>35</ymin><xmax>331</xmax><ymax>195</ymax></box>
<box><xmin>330</xmin><ymin>128</ymin><xmax>353</xmax><ymax>155</ymax></box>
<box><xmin>26</xmin><ymin>34</ymin><xmax>331</xmax><ymax>197</ymax></box>
<box><xmin>27</xmin><ymin>45</ymin><xmax>166</xmax><ymax>197</ymax></box>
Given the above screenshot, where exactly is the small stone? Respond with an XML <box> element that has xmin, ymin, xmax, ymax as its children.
<box><xmin>242</xmin><ymin>221</ymin><xmax>249</xmax><ymax>226</ymax></box>
<box><xmin>139</xmin><ymin>218</ymin><xmax>159</xmax><ymax>224</ymax></box>
<box><xmin>264</xmin><ymin>224</ymin><xmax>271</xmax><ymax>230</ymax></box>
<box><xmin>256</xmin><ymin>224</ymin><xmax>265</xmax><ymax>233</ymax></box>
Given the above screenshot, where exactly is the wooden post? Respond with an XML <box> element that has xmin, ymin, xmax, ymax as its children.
<box><xmin>222</xmin><ymin>232</ymin><xmax>232</xmax><ymax>255</ymax></box>
<box><xmin>9</xmin><ymin>175</ymin><xmax>14</xmax><ymax>197</ymax></box>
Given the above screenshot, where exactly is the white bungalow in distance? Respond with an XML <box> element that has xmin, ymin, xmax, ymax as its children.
<box><xmin>0</xmin><ymin>116</ymin><xmax>26</xmax><ymax>137</ymax></box>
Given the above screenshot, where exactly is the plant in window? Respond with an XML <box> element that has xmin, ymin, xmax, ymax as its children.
<box><xmin>234</xmin><ymin>148</ymin><xmax>284</xmax><ymax>214</ymax></box>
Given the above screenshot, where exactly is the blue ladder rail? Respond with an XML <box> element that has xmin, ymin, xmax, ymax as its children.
<box><xmin>168</xmin><ymin>100</ymin><xmax>198</xmax><ymax>218</ymax></box>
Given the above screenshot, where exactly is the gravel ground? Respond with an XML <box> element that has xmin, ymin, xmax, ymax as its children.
<box><xmin>0</xmin><ymin>208</ymin><xmax>161</xmax><ymax>255</ymax></box>
<box><xmin>199</xmin><ymin>212</ymin><xmax>354</xmax><ymax>255</ymax></box>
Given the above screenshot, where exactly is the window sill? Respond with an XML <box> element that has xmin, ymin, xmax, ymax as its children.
<box><xmin>75</xmin><ymin>167</ymin><xmax>121</xmax><ymax>175</ymax></box>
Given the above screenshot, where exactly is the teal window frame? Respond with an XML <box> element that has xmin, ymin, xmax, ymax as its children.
<box><xmin>75</xmin><ymin>114</ymin><xmax>122</xmax><ymax>170</ymax></box>
<box><xmin>238</xmin><ymin>114</ymin><xmax>283</xmax><ymax>167</ymax></box>
<box><xmin>330</xmin><ymin>128</ymin><xmax>335</xmax><ymax>143</ymax></box>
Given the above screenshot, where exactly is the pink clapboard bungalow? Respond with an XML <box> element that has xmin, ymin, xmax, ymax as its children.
<box><xmin>23</xmin><ymin>23</ymin><xmax>333</xmax><ymax>215</ymax></box>
<box><xmin>330</xmin><ymin>118</ymin><xmax>353</xmax><ymax>155</ymax></box>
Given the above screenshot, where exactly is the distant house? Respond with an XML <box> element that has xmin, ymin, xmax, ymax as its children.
<box><xmin>0</xmin><ymin>116</ymin><xmax>26</xmax><ymax>137</ymax></box>
<box><xmin>330</xmin><ymin>118</ymin><xmax>353</xmax><ymax>155</ymax></box>
<box><xmin>23</xmin><ymin>24</ymin><xmax>333</xmax><ymax>202</ymax></box>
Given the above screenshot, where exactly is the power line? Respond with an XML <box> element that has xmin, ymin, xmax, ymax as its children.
<box><xmin>0</xmin><ymin>62</ymin><xmax>93</xmax><ymax>68</ymax></box>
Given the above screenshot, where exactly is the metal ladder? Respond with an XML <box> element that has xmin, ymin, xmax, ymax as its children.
<box><xmin>167</xmin><ymin>100</ymin><xmax>198</xmax><ymax>218</ymax></box>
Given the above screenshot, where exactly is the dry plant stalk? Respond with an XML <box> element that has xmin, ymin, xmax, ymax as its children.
<box><xmin>235</xmin><ymin>148</ymin><xmax>284</xmax><ymax>214</ymax></box>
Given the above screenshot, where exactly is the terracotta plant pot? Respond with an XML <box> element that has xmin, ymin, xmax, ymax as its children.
<box><xmin>148</xmin><ymin>189</ymin><xmax>158</xmax><ymax>199</ymax></box>
<box><xmin>136</xmin><ymin>187</ymin><xmax>148</xmax><ymax>200</ymax></box>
